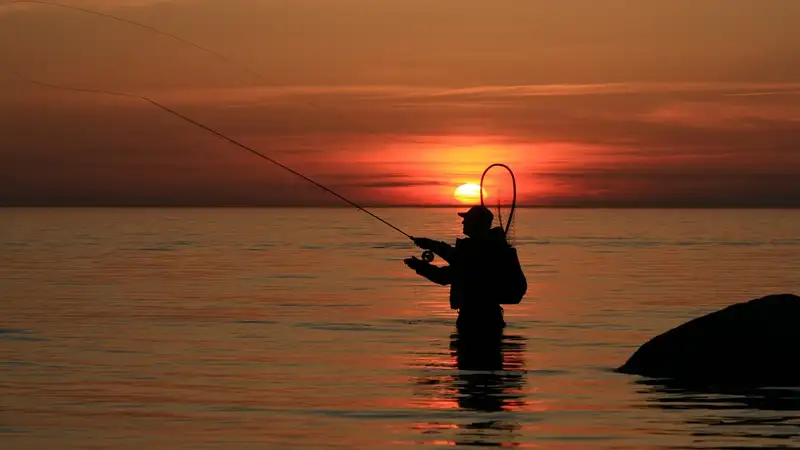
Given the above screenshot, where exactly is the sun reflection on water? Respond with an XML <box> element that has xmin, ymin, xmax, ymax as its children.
<box><xmin>408</xmin><ymin>332</ymin><xmax>530</xmax><ymax>446</ymax></box>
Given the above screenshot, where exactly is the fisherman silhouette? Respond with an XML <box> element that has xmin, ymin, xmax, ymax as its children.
<box><xmin>404</xmin><ymin>205</ymin><xmax>527</xmax><ymax>333</ymax></box>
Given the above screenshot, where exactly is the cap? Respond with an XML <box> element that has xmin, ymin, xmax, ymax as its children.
<box><xmin>457</xmin><ymin>205</ymin><xmax>494</xmax><ymax>223</ymax></box>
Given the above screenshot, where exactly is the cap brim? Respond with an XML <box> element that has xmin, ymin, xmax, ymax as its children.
<box><xmin>457</xmin><ymin>212</ymin><xmax>468</xmax><ymax>217</ymax></box>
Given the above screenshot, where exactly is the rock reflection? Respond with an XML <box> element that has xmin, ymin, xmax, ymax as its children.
<box><xmin>411</xmin><ymin>331</ymin><xmax>527</xmax><ymax>447</ymax></box>
<box><xmin>634</xmin><ymin>378</ymin><xmax>800</xmax><ymax>448</ymax></box>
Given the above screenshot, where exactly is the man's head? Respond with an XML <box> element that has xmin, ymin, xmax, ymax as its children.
<box><xmin>458</xmin><ymin>205</ymin><xmax>494</xmax><ymax>237</ymax></box>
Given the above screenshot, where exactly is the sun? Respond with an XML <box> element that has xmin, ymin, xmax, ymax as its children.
<box><xmin>454</xmin><ymin>183</ymin><xmax>486</xmax><ymax>204</ymax></box>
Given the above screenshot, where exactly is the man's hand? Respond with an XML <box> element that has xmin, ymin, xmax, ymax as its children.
<box><xmin>412</xmin><ymin>237</ymin><xmax>437</xmax><ymax>250</ymax></box>
<box><xmin>404</xmin><ymin>256</ymin><xmax>428</xmax><ymax>271</ymax></box>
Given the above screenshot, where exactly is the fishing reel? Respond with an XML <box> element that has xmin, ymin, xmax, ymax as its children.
<box><xmin>421</xmin><ymin>250</ymin><xmax>434</xmax><ymax>262</ymax></box>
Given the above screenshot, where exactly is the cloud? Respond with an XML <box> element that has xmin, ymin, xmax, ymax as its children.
<box><xmin>10</xmin><ymin>80</ymin><xmax>800</xmax><ymax>150</ymax></box>
<box><xmin>643</xmin><ymin>101</ymin><xmax>800</xmax><ymax>129</ymax></box>
<box><xmin>4</xmin><ymin>78</ymin><xmax>800</xmax><ymax>206</ymax></box>
<box><xmin>725</xmin><ymin>91</ymin><xmax>800</xmax><ymax>97</ymax></box>
<box><xmin>125</xmin><ymin>82</ymin><xmax>800</xmax><ymax>148</ymax></box>
<box><xmin>530</xmin><ymin>165</ymin><xmax>800</xmax><ymax>207</ymax></box>
<box><xmin>0</xmin><ymin>0</ymin><xmax>187</xmax><ymax>14</ymax></box>
<box><xmin>336</xmin><ymin>180</ymin><xmax>448</xmax><ymax>189</ymax></box>
<box><xmin>150</xmin><ymin>82</ymin><xmax>800</xmax><ymax>106</ymax></box>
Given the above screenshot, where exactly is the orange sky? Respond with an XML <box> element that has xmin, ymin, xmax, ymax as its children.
<box><xmin>1</xmin><ymin>0</ymin><xmax>799</xmax><ymax>206</ymax></box>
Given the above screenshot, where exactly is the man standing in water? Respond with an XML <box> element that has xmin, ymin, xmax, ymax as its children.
<box><xmin>404</xmin><ymin>205</ymin><xmax>527</xmax><ymax>333</ymax></box>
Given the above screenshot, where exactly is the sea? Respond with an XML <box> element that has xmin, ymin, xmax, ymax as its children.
<box><xmin>2</xmin><ymin>207</ymin><xmax>799</xmax><ymax>449</ymax></box>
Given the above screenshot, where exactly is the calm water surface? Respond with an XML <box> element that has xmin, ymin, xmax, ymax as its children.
<box><xmin>2</xmin><ymin>208</ymin><xmax>799</xmax><ymax>449</ymax></box>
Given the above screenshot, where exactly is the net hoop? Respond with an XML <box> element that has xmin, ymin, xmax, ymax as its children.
<box><xmin>479</xmin><ymin>163</ymin><xmax>517</xmax><ymax>238</ymax></box>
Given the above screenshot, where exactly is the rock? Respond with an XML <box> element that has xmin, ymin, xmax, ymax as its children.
<box><xmin>617</xmin><ymin>294</ymin><xmax>800</xmax><ymax>385</ymax></box>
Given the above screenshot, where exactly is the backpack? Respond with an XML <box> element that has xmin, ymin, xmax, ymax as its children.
<box><xmin>496</xmin><ymin>246</ymin><xmax>527</xmax><ymax>305</ymax></box>
<box><xmin>450</xmin><ymin>236</ymin><xmax>527</xmax><ymax>308</ymax></box>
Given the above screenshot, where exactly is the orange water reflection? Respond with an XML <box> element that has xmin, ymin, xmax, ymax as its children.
<box><xmin>409</xmin><ymin>332</ymin><xmax>529</xmax><ymax>446</ymax></box>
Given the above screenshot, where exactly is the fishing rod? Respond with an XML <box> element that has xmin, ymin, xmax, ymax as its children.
<box><xmin>5</xmin><ymin>1</ymin><xmax>519</xmax><ymax>253</ymax></box>
<box><xmin>5</xmin><ymin>0</ymin><xmax>420</xmax><ymax>240</ymax></box>
<box><xmin>10</xmin><ymin>70</ymin><xmax>414</xmax><ymax>240</ymax></box>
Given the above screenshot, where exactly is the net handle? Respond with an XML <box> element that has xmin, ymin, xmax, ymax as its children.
<box><xmin>479</xmin><ymin>163</ymin><xmax>517</xmax><ymax>238</ymax></box>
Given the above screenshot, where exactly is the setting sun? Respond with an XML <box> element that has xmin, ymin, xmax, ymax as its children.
<box><xmin>454</xmin><ymin>183</ymin><xmax>486</xmax><ymax>204</ymax></box>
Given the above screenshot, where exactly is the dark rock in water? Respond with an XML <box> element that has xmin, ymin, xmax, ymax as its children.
<box><xmin>617</xmin><ymin>294</ymin><xmax>800</xmax><ymax>385</ymax></box>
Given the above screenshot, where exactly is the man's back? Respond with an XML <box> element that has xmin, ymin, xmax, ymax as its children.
<box><xmin>449</xmin><ymin>227</ymin><xmax>514</xmax><ymax>311</ymax></box>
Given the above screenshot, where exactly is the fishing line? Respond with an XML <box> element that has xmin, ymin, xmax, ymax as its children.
<box><xmin>4</xmin><ymin>0</ymin><xmax>420</xmax><ymax>239</ymax></box>
<box><xmin>7</xmin><ymin>0</ymin><xmax>267</xmax><ymax>83</ymax></box>
<box><xmin>5</xmin><ymin>0</ymin><xmax>438</xmax><ymax>147</ymax></box>
<box><xmin>10</xmin><ymin>69</ymin><xmax>414</xmax><ymax>240</ymax></box>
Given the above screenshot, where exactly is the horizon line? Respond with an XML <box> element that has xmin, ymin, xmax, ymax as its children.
<box><xmin>3</xmin><ymin>204</ymin><xmax>800</xmax><ymax>209</ymax></box>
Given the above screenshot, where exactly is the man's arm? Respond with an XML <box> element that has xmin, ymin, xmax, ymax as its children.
<box><xmin>404</xmin><ymin>257</ymin><xmax>453</xmax><ymax>285</ymax></box>
<box><xmin>412</xmin><ymin>237</ymin><xmax>456</xmax><ymax>263</ymax></box>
